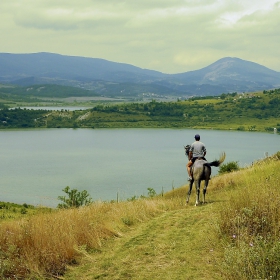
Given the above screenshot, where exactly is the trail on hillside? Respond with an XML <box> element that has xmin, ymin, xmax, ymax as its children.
<box><xmin>64</xmin><ymin>203</ymin><xmax>223</xmax><ymax>280</ymax></box>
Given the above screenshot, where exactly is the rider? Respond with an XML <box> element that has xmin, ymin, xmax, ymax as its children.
<box><xmin>187</xmin><ymin>134</ymin><xmax>207</xmax><ymax>181</ymax></box>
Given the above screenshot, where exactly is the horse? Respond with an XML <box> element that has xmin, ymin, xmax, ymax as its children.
<box><xmin>184</xmin><ymin>145</ymin><xmax>226</xmax><ymax>206</ymax></box>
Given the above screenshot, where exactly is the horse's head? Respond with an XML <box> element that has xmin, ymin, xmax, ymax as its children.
<box><xmin>184</xmin><ymin>145</ymin><xmax>191</xmax><ymax>156</ymax></box>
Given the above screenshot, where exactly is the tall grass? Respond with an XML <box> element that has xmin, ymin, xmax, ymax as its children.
<box><xmin>1</xmin><ymin>152</ymin><xmax>279</xmax><ymax>279</ymax></box>
<box><xmin>215</xmin><ymin>152</ymin><xmax>280</xmax><ymax>279</ymax></box>
<box><xmin>0</xmin><ymin>198</ymin><xmax>183</xmax><ymax>279</ymax></box>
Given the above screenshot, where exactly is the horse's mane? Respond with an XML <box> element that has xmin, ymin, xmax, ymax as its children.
<box><xmin>184</xmin><ymin>145</ymin><xmax>191</xmax><ymax>157</ymax></box>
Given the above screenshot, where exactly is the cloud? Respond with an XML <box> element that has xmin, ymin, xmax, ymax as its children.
<box><xmin>11</xmin><ymin>0</ymin><xmax>218</xmax><ymax>31</ymax></box>
<box><xmin>0</xmin><ymin>0</ymin><xmax>280</xmax><ymax>73</ymax></box>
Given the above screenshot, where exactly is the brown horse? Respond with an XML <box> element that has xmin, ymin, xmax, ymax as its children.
<box><xmin>184</xmin><ymin>145</ymin><xmax>226</xmax><ymax>206</ymax></box>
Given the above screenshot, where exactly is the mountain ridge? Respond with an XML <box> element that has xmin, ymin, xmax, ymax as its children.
<box><xmin>0</xmin><ymin>52</ymin><xmax>279</xmax><ymax>97</ymax></box>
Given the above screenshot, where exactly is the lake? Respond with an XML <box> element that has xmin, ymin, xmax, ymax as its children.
<box><xmin>12</xmin><ymin>106</ymin><xmax>91</xmax><ymax>111</ymax></box>
<box><xmin>0</xmin><ymin>128</ymin><xmax>279</xmax><ymax>207</ymax></box>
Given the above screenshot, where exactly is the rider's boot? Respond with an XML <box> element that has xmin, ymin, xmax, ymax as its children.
<box><xmin>188</xmin><ymin>168</ymin><xmax>193</xmax><ymax>181</ymax></box>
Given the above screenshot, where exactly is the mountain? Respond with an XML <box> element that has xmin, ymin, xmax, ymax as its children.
<box><xmin>172</xmin><ymin>57</ymin><xmax>280</xmax><ymax>92</ymax></box>
<box><xmin>0</xmin><ymin>52</ymin><xmax>279</xmax><ymax>97</ymax></box>
<box><xmin>0</xmin><ymin>52</ymin><xmax>164</xmax><ymax>83</ymax></box>
<box><xmin>0</xmin><ymin>84</ymin><xmax>99</xmax><ymax>98</ymax></box>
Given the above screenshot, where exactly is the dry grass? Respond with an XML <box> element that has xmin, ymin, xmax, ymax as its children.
<box><xmin>163</xmin><ymin>153</ymin><xmax>280</xmax><ymax>280</ymax></box>
<box><xmin>64</xmin><ymin>204</ymin><xmax>221</xmax><ymax>280</ymax></box>
<box><xmin>217</xmin><ymin>155</ymin><xmax>280</xmax><ymax>238</ymax></box>
<box><xmin>0</xmin><ymin>198</ymin><xmax>184</xmax><ymax>279</ymax></box>
<box><xmin>214</xmin><ymin>154</ymin><xmax>280</xmax><ymax>279</ymax></box>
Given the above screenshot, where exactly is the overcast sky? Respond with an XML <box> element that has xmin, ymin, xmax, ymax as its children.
<box><xmin>1</xmin><ymin>0</ymin><xmax>280</xmax><ymax>73</ymax></box>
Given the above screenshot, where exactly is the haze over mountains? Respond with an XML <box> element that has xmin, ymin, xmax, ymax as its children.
<box><xmin>0</xmin><ymin>52</ymin><xmax>279</xmax><ymax>98</ymax></box>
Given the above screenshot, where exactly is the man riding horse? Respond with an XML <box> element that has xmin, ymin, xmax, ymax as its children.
<box><xmin>184</xmin><ymin>136</ymin><xmax>226</xmax><ymax>206</ymax></box>
<box><xmin>187</xmin><ymin>134</ymin><xmax>206</xmax><ymax>181</ymax></box>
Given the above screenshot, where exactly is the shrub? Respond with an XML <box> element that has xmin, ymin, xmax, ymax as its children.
<box><xmin>237</xmin><ymin>126</ymin><xmax>245</xmax><ymax>131</ymax></box>
<box><xmin>57</xmin><ymin>186</ymin><xmax>92</xmax><ymax>208</ymax></box>
<box><xmin>147</xmin><ymin>188</ymin><xmax>157</xmax><ymax>198</ymax></box>
<box><xmin>219</xmin><ymin>161</ymin><xmax>239</xmax><ymax>174</ymax></box>
<box><xmin>274</xmin><ymin>151</ymin><xmax>280</xmax><ymax>160</ymax></box>
<box><xmin>20</xmin><ymin>208</ymin><xmax>27</xmax><ymax>214</ymax></box>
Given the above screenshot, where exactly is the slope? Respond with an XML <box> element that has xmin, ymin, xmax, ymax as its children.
<box><xmin>64</xmin><ymin>204</ymin><xmax>222</xmax><ymax>280</ymax></box>
<box><xmin>0</xmin><ymin>153</ymin><xmax>279</xmax><ymax>279</ymax></box>
<box><xmin>174</xmin><ymin>57</ymin><xmax>280</xmax><ymax>85</ymax></box>
<box><xmin>0</xmin><ymin>52</ymin><xmax>165</xmax><ymax>83</ymax></box>
<box><xmin>64</xmin><ymin>153</ymin><xmax>280</xmax><ymax>280</ymax></box>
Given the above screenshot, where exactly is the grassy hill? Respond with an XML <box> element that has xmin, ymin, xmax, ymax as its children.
<box><xmin>0</xmin><ymin>152</ymin><xmax>279</xmax><ymax>279</ymax></box>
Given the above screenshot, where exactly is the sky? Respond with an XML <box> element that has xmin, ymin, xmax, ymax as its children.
<box><xmin>1</xmin><ymin>0</ymin><xmax>280</xmax><ymax>74</ymax></box>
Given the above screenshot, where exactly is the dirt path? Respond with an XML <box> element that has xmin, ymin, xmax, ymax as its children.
<box><xmin>64</xmin><ymin>203</ymin><xmax>223</xmax><ymax>280</ymax></box>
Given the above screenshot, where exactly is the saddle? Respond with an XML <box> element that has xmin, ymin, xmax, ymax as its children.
<box><xmin>190</xmin><ymin>158</ymin><xmax>209</xmax><ymax>180</ymax></box>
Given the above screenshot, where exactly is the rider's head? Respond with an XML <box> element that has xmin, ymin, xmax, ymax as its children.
<box><xmin>194</xmin><ymin>134</ymin><xmax>200</xmax><ymax>141</ymax></box>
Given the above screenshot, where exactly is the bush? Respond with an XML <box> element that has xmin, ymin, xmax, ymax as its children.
<box><xmin>147</xmin><ymin>188</ymin><xmax>157</xmax><ymax>198</ymax></box>
<box><xmin>219</xmin><ymin>161</ymin><xmax>239</xmax><ymax>174</ymax></box>
<box><xmin>57</xmin><ymin>186</ymin><xmax>92</xmax><ymax>208</ymax></box>
<box><xmin>274</xmin><ymin>151</ymin><xmax>280</xmax><ymax>160</ymax></box>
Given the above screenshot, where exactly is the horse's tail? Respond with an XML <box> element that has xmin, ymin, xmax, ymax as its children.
<box><xmin>207</xmin><ymin>152</ymin><xmax>226</xmax><ymax>167</ymax></box>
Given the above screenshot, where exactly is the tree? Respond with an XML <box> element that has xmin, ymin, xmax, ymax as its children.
<box><xmin>220</xmin><ymin>93</ymin><xmax>227</xmax><ymax>100</ymax></box>
<box><xmin>57</xmin><ymin>186</ymin><xmax>92</xmax><ymax>208</ymax></box>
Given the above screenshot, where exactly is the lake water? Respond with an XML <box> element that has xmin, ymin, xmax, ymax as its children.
<box><xmin>13</xmin><ymin>106</ymin><xmax>91</xmax><ymax>111</ymax></box>
<box><xmin>0</xmin><ymin>128</ymin><xmax>279</xmax><ymax>207</ymax></box>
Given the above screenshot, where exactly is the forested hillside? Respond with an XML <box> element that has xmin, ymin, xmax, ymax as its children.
<box><xmin>0</xmin><ymin>88</ymin><xmax>279</xmax><ymax>132</ymax></box>
<box><xmin>0</xmin><ymin>84</ymin><xmax>99</xmax><ymax>98</ymax></box>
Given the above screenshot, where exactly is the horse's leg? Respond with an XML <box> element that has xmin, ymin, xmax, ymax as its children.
<box><xmin>202</xmin><ymin>180</ymin><xmax>209</xmax><ymax>204</ymax></box>
<box><xmin>195</xmin><ymin>180</ymin><xmax>201</xmax><ymax>206</ymax></box>
<box><xmin>186</xmin><ymin>181</ymin><xmax>193</xmax><ymax>203</ymax></box>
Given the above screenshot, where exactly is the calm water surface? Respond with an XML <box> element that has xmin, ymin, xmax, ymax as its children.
<box><xmin>0</xmin><ymin>129</ymin><xmax>278</xmax><ymax>207</ymax></box>
<box><xmin>14</xmin><ymin>106</ymin><xmax>91</xmax><ymax>111</ymax></box>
